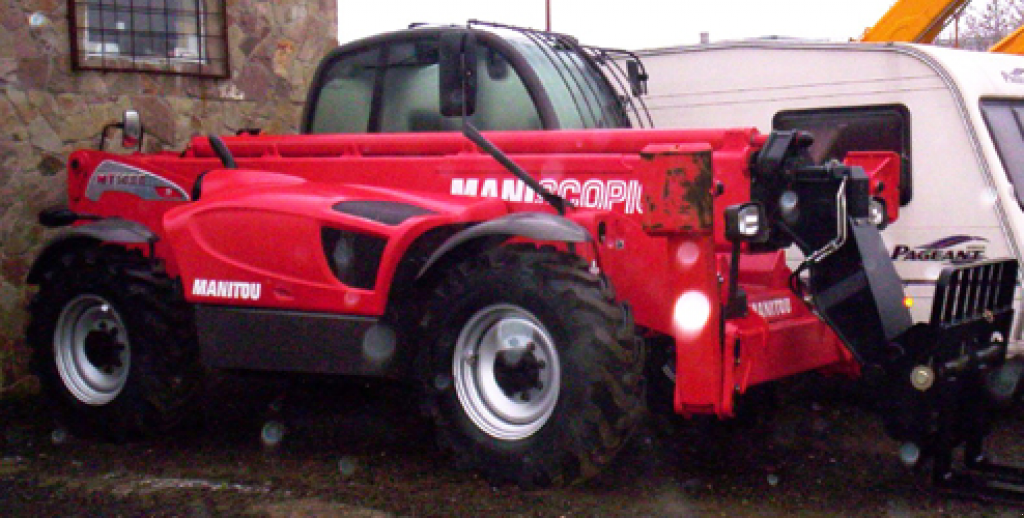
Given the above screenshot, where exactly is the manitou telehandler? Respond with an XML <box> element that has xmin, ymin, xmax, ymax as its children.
<box><xmin>26</xmin><ymin>21</ymin><xmax>1024</xmax><ymax>498</ymax></box>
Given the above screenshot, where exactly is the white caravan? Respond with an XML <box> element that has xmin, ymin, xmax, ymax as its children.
<box><xmin>638</xmin><ymin>41</ymin><xmax>1024</xmax><ymax>349</ymax></box>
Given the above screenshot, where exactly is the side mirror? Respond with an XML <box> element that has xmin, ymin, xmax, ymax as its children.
<box><xmin>439</xmin><ymin>30</ymin><xmax>478</xmax><ymax>117</ymax></box>
<box><xmin>121</xmin><ymin>110</ymin><xmax>143</xmax><ymax>149</ymax></box>
<box><xmin>38</xmin><ymin>207</ymin><xmax>81</xmax><ymax>228</ymax></box>
<box><xmin>724</xmin><ymin>203</ymin><xmax>769</xmax><ymax>243</ymax></box>
<box><xmin>38</xmin><ymin>206</ymin><xmax>102</xmax><ymax>228</ymax></box>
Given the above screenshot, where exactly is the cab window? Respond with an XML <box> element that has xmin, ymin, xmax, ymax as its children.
<box><xmin>308</xmin><ymin>37</ymin><xmax>541</xmax><ymax>134</ymax></box>
<box><xmin>309</xmin><ymin>47</ymin><xmax>378</xmax><ymax>133</ymax></box>
<box><xmin>500</xmin><ymin>33</ymin><xmax>626</xmax><ymax>129</ymax></box>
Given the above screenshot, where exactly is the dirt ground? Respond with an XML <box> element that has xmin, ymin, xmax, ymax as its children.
<box><xmin>2</xmin><ymin>374</ymin><xmax>1024</xmax><ymax>517</ymax></box>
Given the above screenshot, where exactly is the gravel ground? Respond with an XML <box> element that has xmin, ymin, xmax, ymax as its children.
<box><xmin>2</xmin><ymin>374</ymin><xmax>1023</xmax><ymax>517</ymax></box>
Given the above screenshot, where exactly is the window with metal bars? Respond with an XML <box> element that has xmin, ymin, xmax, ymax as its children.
<box><xmin>69</xmin><ymin>0</ymin><xmax>228</xmax><ymax>78</ymax></box>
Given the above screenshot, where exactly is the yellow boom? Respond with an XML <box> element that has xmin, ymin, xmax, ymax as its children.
<box><xmin>861</xmin><ymin>0</ymin><xmax>971</xmax><ymax>43</ymax></box>
<box><xmin>991</xmin><ymin>24</ymin><xmax>1024</xmax><ymax>53</ymax></box>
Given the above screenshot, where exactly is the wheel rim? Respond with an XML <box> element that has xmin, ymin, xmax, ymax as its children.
<box><xmin>54</xmin><ymin>294</ymin><xmax>131</xmax><ymax>406</ymax></box>
<box><xmin>453</xmin><ymin>304</ymin><xmax>561</xmax><ymax>441</ymax></box>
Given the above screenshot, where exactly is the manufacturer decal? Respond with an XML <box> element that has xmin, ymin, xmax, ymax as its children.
<box><xmin>450</xmin><ymin>178</ymin><xmax>644</xmax><ymax>214</ymax></box>
<box><xmin>191</xmin><ymin>279</ymin><xmax>262</xmax><ymax>301</ymax></box>
<box><xmin>86</xmin><ymin>160</ymin><xmax>190</xmax><ymax>202</ymax></box>
<box><xmin>1002</xmin><ymin>68</ymin><xmax>1024</xmax><ymax>85</ymax></box>
<box><xmin>750</xmin><ymin>297</ymin><xmax>793</xmax><ymax>318</ymax></box>
<box><xmin>890</xmin><ymin>235</ymin><xmax>987</xmax><ymax>262</ymax></box>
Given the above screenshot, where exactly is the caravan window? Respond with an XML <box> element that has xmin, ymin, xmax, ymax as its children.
<box><xmin>774</xmin><ymin>105</ymin><xmax>912</xmax><ymax>205</ymax></box>
<box><xmin>980</xmin><ymin>99</ymin><xmax>1024</xmax><ymax>210</ymax></box>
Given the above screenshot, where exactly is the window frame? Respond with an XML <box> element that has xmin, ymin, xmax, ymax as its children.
<box><xmin>68</xmin><ymin>0</ymin><xmax>229</xmax><ymax>78</ymax></box>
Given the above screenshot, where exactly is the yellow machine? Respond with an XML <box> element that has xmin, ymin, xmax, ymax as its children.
<box><xmin>991</xmin><ymin>25</ymin><xmax>1024</xmax><ymax>54</ymax></box>
<box><xmin>862</xmin><ymin>0</ymin><xmax>1024</xmax><ymax>54</ymax></box>
<box><xmin>860</xmin><ymin>0</ymin><xmax>971</xmax><ymax>43</ymax></box>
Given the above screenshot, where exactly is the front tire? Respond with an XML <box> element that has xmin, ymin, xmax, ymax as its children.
<box><xmin>28</xmin><ymin>245</ymin><xmax>202</xmax><ymax>440</ymax></box>
<box><xmin>424</xmin><ymin>246</ymin><xmax>645</xmax><ymax>487</ymax></box>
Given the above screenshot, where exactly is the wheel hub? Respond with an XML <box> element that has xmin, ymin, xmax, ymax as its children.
<box><xmin>54</xmin><ymin>295</ymin><xmax>131</xmax><ymax>406</ymax></box>
<box><xmin>83</xmin><ymin>324</ymin><xmax>126</xmax><ymax>374</ymax></box>
<box><xmin>494</xmin><ymin>342</ymin><xmax>546</xmax><ymax>401</ymax></box>
<box><xmin>453</xmin><ymin>304</ymin><xmax>561</xmax><ymax>441</ymax></box>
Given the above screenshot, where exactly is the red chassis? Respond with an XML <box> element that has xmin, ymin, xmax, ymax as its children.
<box><xmin>61</xmin><ymin>126</ymin><xmax>857</xmax><ymax>418</ymax></box>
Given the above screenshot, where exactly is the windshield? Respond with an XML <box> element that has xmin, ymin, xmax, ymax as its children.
<box><xmin>980</xmin><ymin>99</ymin><xmax>1024</xmax><ymax>208</ymax></box>
<box><xmin>476</xmin><ymin>23</ymin><xmax>638</xmax><ymax>129</ymax></box>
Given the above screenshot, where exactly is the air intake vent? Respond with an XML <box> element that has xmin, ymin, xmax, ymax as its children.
<box><xmin>321</xmin><ymin>228</ymin><xmax>387</xmax><ymax>290</ymax></box>
<box><xmin>333</xmin><ymin>201</ymin><xmax>434</xmax><ymax>226</ymax></box>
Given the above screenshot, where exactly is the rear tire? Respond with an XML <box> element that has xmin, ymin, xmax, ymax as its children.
<box><xmin>424</xmin><ymin>246</ymin><xmax>645</xmax><ymax>488</ymax></box>
<box><xmin>28</xmin><ymin>245</ymin><xmax>202</xmax><ymax>441</ymax></box>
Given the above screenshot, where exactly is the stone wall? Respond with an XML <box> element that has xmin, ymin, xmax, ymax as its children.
<box><xmin>0</xmin><ymin>0</ymin><xmax>338</xmax><ymax>395</ymax></box>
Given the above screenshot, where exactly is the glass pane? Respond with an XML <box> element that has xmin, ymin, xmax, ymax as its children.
<box><xmin>377</xmin><ymin>39</ymin><xmax>540</xmax><ymax>133</ymax></box>
<box><xmin>379</xmin><ymin>41</ymin><xmax>447</xmax><ymax>132</ymax></box>
<box><xmin>501</xmin><ymin>30</ymin><xmax>622</xmax><ymax>129</ymax></box>
<box><xmin>980</xmin><ymin>99</ymin><xmax>1024</xmax><ymax>209</ymax></box>
<box><xmin>311</xmin><ymin>48</ymin><xmax>380</xmax><ymax>134</ymax></box>
<box><xmin>74</xmin><ymin>0</ymin><xmax>227</xmax><ymax>76</ymax></box>
<box><xmin>471</xmin><ymin>46</ymin><xmax>541</xmax><ymax>131</ymax></box>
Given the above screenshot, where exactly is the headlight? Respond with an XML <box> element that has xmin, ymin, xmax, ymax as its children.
<box><xmin>724</xmin><ymin>202</ymin><xmax>768</xmax><ymax>243</ymax></box>
<box><xmin>737</xmin><ymin>206</ymin><xmax>762</xmax><ymax>237</ymax></box>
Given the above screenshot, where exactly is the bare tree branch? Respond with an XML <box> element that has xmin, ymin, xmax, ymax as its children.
<box><xmin>959</xmin><ymin>0</ymin><xmax>1024</xmax><ymax>49</ymax></box>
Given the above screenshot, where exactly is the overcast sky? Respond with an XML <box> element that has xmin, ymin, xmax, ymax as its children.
<box><xmin>338</xmin><ymin>0</ymin><xmax>904</xmax><ymax>50</ymax></box>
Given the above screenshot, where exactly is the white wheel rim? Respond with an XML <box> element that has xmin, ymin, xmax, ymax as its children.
<box><xmin>54</xmin><ymin>294</ymin><xmax>131</xmax><ymax>405</ymax></box>
<box><xmin>453</xmin><ymin>304</ymin><xmax>561</xmax><ymax>441</ymax></box>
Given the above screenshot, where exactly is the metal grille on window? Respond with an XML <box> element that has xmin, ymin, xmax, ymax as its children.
<box><xmin>70</xmin><ymin>0</ymin><xmax>228</xmax><ymax>78</ymax></box>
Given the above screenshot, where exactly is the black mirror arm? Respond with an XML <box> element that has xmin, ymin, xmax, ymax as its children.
<box><xmin>461</xmin><ymin>122</ymin><xmax>567</xmax><ymax>215</ymax></box>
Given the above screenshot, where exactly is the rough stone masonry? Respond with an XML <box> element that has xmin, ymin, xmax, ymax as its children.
<box><xmin>0</xmin><ymin>0</ymin><xmax>338</xmax><ymax>394</ymax></box>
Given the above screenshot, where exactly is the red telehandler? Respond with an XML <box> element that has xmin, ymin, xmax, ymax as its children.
<box><xmin>25</xmin><ymin>21</ymin><xmax>1024</xmax><ymax>498</ymax></box>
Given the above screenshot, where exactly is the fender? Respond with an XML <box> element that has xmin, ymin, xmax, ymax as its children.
<box><xmin>416</xmin><ymin>212</ymin><xmax>591</xmax><ymax>279</ymax></box>
<box><xmin>27</xmin><ymin>218</ymin><xmax>156</xmax><ymax>284</ymax></box>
